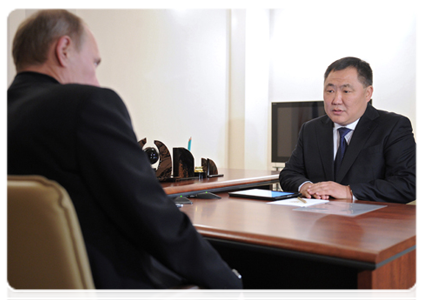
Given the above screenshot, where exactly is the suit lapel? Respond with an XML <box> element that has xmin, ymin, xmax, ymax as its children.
<box><xmin>316</xmin><ymin>116</ymin><xmax>335</xmax><ymax>180</ymax></box>
<box><xmin>336</xmin><ymin>105</ymin><xmax>379</xmax><ymax>182</ymax></box>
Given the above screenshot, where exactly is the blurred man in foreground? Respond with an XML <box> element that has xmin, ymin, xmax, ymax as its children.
<box><xmin>8</xmin><ymin>9</ymin><xmax>242</xmax><ymax>289</ymax></box>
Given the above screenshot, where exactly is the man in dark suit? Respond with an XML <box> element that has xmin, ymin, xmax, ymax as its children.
<box><xmin>279</xmin><ymin>57</ymin><xmax>415</xmax><ymax>203</ymax></box>
<box><xmin>8</xmin><ymin>10</ymin><xmax>242</xmax><ymax>289</ymax></box>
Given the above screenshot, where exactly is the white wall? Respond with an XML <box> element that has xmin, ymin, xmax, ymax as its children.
<box><xmin>227</xmin><ymin>9</ymin><xmax>271</xmax><ymax>170</ymax></box>
<box><xmin>7</xmin><ymin>6</ymin><xmax>417</xmax><ymax>172</ymax></box>
<box><xmin>244</xmin><ymin>9</ymin><xmax>270</xmax><ymax>170</ymax></box>
<box><xmin>228</xmin><ymin>10</ymin><xmax>246</xmax><ymax>169</ymax></box>
<box><xmin>77</xmin><ymin>9</ymin><xmax>230</xmax><ymax>169</ymax></box>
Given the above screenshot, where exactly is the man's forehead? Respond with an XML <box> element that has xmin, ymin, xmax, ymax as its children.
<box><xmin>325</xmin><ymin>68</ymin><xmax>359</xmax><ymax>85</ymax></box>
<box><xmin>325</xmin><ymin>83</ymin><xmax>354</xmax><ymax>89</ymax></box>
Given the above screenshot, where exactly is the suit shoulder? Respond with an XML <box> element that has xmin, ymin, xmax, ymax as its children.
<box><xmin>373</xmin><ymin>107</ymin><xmax>412</xmax><ymax>125</ymax></box>
<box><xmin>376</xmin><ymin>108</ymin><xmax>408</xmax><ymax>119</ymax></box>
<box><xmin>57</xmin><ymin>84</ymin><xmax>127</xmax><ymax>110</ymax></box>
<box><xmin>60</xmin><ymin>84</ymin><xmax>122</xmax><ymax>101</ymax></box>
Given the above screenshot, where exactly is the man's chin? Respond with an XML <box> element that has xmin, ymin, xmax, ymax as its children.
<box><xmin>329</xmin><ymin>114</ymin><xmax>348</xmax><ymax>126</ymax></box>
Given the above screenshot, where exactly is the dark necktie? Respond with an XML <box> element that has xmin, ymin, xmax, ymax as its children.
<box><xmin>334</xmin><ymin>127</ymin><xmax>351</xmax><ymax>178</ymax></box>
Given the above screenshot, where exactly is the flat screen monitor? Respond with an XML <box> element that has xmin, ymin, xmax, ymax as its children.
<box><xmin>271</xmin><ymin>101</ymin><xmax>325</xmax><ymax>164</ymax></box>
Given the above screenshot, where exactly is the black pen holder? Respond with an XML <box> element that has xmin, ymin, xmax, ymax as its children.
<box><xmin>201</xmin><ymin>158</ymin><xmax>218</xmax><ymax>176</ymax></box>
<box><xmin>173</xmin><ymin>148</ymin><xmax>194</xmax><ymax>178</ymax></box>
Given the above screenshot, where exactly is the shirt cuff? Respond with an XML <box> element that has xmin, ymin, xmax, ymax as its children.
<box><xmin>298</xmin><ymin>181</ymin><xmax>312</xmax><ymax>192</ymax></box>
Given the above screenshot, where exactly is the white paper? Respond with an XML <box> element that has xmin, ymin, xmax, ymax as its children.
<box><xmin>268</xmin><ymin>197</ymin><xmax>329</xmax><ymax>207</ymax></box>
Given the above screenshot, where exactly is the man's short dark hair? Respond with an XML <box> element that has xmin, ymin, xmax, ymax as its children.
<box><xmin>324</xmin><ymin>57</ymin><xmax>373</xmax><ymax>87</ymax></box>
<box><xmin>12</xmin><ymin>9</ymin><xmax>85</xmax><ymax>72</ymax></box>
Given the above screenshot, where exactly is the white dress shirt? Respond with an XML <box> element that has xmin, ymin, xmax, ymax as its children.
<box><xmin>297</xmin><ymin>118</ymin><xmax>360</xmax><ymax>200</ymax></box>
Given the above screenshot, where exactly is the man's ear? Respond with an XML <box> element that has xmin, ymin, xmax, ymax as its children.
<box><xmin>55</xmin><ymin>36</ymin><xmax>72</xmax><ymax>67</ymax></box>
<box><xmin>366</xmin><ymin>85</ymin><xmax>374</xmax><ymax>102</ymax></box>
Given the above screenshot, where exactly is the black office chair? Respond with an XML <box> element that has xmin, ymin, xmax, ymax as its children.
<box><xmin>5</xmin><ymin>175</ymin><xmax>222</xmax><ymax>300</ymax></box>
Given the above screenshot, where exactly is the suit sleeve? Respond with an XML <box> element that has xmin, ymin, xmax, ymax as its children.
<box><xmin>279</xmin><ymin>123</ymin><xmax>313</xmax><ymax>192</ymax></box>
<box><xmin>350</xmin><ymin>115</ymin><xmax>416</xmax><ymax>203</ymax></box>
<box><xmin>75</xmin><ymin>88</ymin><xmax>242</xmax><ymax>288</ymax></box>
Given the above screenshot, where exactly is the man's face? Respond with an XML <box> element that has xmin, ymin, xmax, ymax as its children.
<box><xmin>66</xmin><ymin>27</ymin><xmax>101</xmax><ymax>87</ymax></box>
<box><xmin>323</xmin><ymin>67</ymin><xmax>373</xmax><ymax>126</ymax></box>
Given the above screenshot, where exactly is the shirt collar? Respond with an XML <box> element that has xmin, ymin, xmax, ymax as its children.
<box><xmin>334</xmin><ymin>118</ymin><xmax>360</xmax><ymax>131</ymax></box>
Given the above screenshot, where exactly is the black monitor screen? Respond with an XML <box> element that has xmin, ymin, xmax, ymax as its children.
<box><xmin>271</xmin><ymin>101</ymin><xmax>325</xmax><ymax>163</ymax></box>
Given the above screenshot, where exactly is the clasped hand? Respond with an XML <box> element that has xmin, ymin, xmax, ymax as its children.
<box><xmin>300</xmin><ymin>181</ymin><xmax>352</xmax><ymax>200</ymax></box>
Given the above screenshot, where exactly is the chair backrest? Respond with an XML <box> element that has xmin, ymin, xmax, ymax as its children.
<box><xmin>8</xmin><ymin>175</ymin><xmax>95</xmax><ymax>289</ymax></box>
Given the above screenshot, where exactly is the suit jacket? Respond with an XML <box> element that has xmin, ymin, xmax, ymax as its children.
<box><xmin>8</xmin><ymin>72</ymin><xmax>242</xmax><ymax>289</ymax></box>
<box><xmin>279</xmin><ymin>104</ymin><xmax>415</xmax><ymax>203</ymax></box>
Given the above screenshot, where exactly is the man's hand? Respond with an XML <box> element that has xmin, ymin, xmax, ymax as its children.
<box><xmin>301</xmin><ymin>181</ymin><xmax>352</xmax><ymax>200</ymax></box>
<box><xmin>299</xmin><ymin>182</ymin><xmax>314</xmax><ymax>198</ymax></box>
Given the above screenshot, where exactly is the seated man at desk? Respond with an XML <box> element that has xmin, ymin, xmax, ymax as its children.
<box><xmin>279</xmin><ymin>57</ymin><xmax>415</xmax><ymax>203</ymax></box>
<box><xmin>8</xmin><ymin>10</ymin><xmax>242</xmax><ymax>289</ymax></box>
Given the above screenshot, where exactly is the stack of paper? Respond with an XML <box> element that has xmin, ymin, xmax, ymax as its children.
<box><xmin>268</xmin><ymin>198</ymin><xmax>329</xmax><ymax>207</ymax></box>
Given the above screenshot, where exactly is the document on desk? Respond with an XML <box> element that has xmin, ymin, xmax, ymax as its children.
<box><xmin>293</xmin><ymin>202</ymin><xmax>387</xmax><ymax>217</ymax></box>
<box><xmin>268</xmin><ymin>197</ymin><xmax>329</xmax><ymax>207</ymax></box>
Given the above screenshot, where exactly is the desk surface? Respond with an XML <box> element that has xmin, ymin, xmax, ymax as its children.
<box><xmin>162</xmin><ymin>168</ymin><xmax>279</xmax><ymax>196</ymax></box>
<box><xmin>180</xmin><ymin>194</ymin><xmax>416</xmax><ymax>267</ymax></box>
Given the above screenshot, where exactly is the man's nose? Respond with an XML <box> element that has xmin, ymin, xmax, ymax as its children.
<box><xmin>331</xmin><ymin>91</ymin><xmax>342</xmax><ymax>105</ymax></box>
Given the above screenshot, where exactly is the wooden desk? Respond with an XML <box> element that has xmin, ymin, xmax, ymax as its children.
<box><xmin>180</xmin><ymin>194</ymin><xmax>416</xmax><ymax>289</ymax></box>
<box><xmin>162</xmin><ymin>168</ymin><xmax>279</xmax><ymax>196</ymax></box>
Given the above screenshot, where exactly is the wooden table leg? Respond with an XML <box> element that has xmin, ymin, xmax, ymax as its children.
<box><xmin>357</xmin><ymin>249</ymin><xmax>416</xmax><ymax>289</ymax></box>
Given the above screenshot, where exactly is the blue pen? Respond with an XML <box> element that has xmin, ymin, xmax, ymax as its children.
<box><xmin>188</xmin><ymin>137</ymin><xmax>192</xmax><ymax>151</ymax></box>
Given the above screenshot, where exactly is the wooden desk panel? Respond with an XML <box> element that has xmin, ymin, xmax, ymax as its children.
<box><xmin>180</xmin><ymin>195</ymin><xmax>416</xmax><ymax>289</ymax></box>
<box><xmin>162</xmin><ymin>168</ymin><xmax>279</xmax><ymax>196</ymax></box>
<box><xmin>181</xmin><ymin>196</ymin><xmax>415</xmax><ymax>264</ymax></box>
